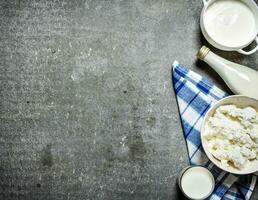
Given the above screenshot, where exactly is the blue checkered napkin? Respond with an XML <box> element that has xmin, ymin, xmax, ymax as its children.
<box><xmin>172</xmin><ymin>61</ymin><xmax>257</xmax><ymax>200</ymax></box>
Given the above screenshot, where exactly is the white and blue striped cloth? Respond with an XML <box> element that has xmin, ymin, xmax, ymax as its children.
<box><xmin>172</xmin><ymin>61</ymin><xmax>257</xmax><ymax>200</ymax></box>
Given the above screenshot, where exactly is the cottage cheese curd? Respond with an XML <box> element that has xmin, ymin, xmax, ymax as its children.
<box><xmin>205</xmin><ymin>105</ymin><xmax>258</xmax><ymax>169</ymax></box>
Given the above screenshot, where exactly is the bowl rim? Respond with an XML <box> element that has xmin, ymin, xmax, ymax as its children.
<box><xmin>200</xmin><ymin>0</ymin><xmax>258</xmax><ymax>51</ymax></box>
<box><xmin>201</xmin><ymin>95</ymin><xmax>258</xmax><ymax>175</ymax></box>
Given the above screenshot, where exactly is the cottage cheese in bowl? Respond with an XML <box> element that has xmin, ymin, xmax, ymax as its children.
<box><xmin>205</xmin><ymin>104</ymin><xmax>258</xmax><ymax>170</ymax></box>
<box><xmin>201</xmin><ymin>96</ymin><xmax>258</xmax><ymax>174</ymax></box>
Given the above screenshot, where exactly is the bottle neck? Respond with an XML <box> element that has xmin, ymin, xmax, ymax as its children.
<box><xmin>203</xmin><ymin>51</ymin><xmax>228</xmax><ymax>75</ymax></box>
<box><xmin>197</xmin><ymin>46</ymin><xmax>229</xmax><ymax>74</ymax></box>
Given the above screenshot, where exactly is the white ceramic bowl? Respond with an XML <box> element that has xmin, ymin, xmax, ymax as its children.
<box><xmin>201</xmin><ymin>95</ymin><xmax>258</xmax><ymax>174</ymax></box>
<box><xmin>200</xmin><ymin>0</ymin><xmax>258</xmax><ymax>55</ymax></box>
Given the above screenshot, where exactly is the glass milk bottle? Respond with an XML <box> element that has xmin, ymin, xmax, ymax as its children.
<box><xmin>197</xmin><ymin>46</ymin><xmax>258</xmax><ymax>99</ymax></box>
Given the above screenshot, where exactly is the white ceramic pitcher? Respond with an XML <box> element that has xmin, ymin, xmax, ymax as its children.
<box><xmin>200</xmin><ymin>0</ymin><xmax>258</xmax><ymax>55</ymax></box>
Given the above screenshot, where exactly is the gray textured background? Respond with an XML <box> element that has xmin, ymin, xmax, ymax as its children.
<box><xmin>0</xmin><ymin>0</ymin><xmax>258</xmax><ymax>199</ymax></box>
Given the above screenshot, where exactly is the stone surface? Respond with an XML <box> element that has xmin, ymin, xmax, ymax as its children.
<box><xmin>0</xmin><ymin>0</ymin><xmax>258</xmax><ymax>199</ymax></box>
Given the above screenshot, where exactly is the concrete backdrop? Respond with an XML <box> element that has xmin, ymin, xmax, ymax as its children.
<box><xmin>0</xmin><ymin>0</ymin><xmax>258</xmax><ymax>199</ymax></box>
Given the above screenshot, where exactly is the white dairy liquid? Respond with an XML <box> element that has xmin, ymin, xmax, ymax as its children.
<box><xmin>204</xmin><ymin>0</ymin><xmax>256</xmax><ymax>47</ymax></box>
<box><xmin>181</xmin><ymin>167</ymin><xmax>214</xmax><ymax>199</ymax></box>
<box><xmin>204</xmin><ymin>50</ymin><xmax>258</xmax><ymax>98</ymax></box>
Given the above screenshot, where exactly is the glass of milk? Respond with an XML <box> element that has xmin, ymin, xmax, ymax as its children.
<box><xmin>200</xmin><ymin>0</ymin><xmax>258</xmax><ymax>55</ymax></box>
<box><xmin>178</xmin><ymin>166</ymin><xmax>215</xmax><ymax>200</ymax></box>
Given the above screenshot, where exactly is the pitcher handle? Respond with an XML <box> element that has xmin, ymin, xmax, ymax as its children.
<box><xmin>237</xmin><ymin>36</ymin><xmax>258</xmax><ymax>55</ymax></box>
